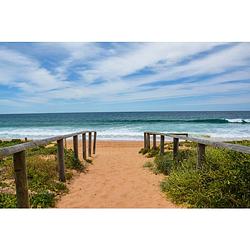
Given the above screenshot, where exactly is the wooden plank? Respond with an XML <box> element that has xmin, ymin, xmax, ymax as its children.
<box><xmin>197</xmin><ymin>143</ymin><xmax>206</xmax><ymax>169</ymax></box>
<box><xmin>160</xmin><ymin>135</ymin><xmax>165</xmax><ymax>155</ymax></box>
<box><xmin>169</xmin><ymin>134</ymin><xmax>250</xmax><ymax>154</ymax></box>
<box><xmin>144</xmin><ymin>132</ymin><xmax>250</xmax><ymax>155</ymax></box>
<box><xmin>147</xmin><ymin>133</ymin><xmax>150</xmax><ymax>149</ymax></box>
<box><xmin>0</xmin><ymin>130</ymin><xmax>92</xmax><ymax>157</ymax></box>
<box><xmin>73</xmin><ymin>135</ymin><xmax>79</xmax><ymax>159</ymax></box>
<box><xmin>82</xmin><ymin>133</ymin><xmax>86</xmax><ymax>160</ymax></box>
<box><xmin>13</xmin><ymin>150</ymin><xmax>30</xmax><ymax>208</ymax></box>
<box><xmin>57</xmin><ymin>139</ymin><xmax>65</xmax><ymax>182</ymax></box>
<box><xmin>173</xmin><ymin>137</ymin><xmax>179</xmax><ymax>161</ymax></box>
<box><xmin>93</xmin><ymin>131</ymin><xmax>97</xmax><ymax>154</ymax></box>
<box><xmin>88</xmin><ymin>132</ymin><xmax>92</xmax><ymax>157</ymax></box>
<box><xmin>144</xmin><ymin>132</ymin><xmax>147</xmax><ymax>149</ymax></box>
<box><xmin>153</xmin><ymin>134</ymin><xmax>157</xmax><ymax>149</ymax></box>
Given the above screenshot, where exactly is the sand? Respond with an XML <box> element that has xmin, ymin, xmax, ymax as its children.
<box><xmin>56</xmin><ymin>140</ymin><xmax>176</xmax><ymax>208</ymax></box>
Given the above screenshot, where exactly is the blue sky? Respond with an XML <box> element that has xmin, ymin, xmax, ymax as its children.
<box><xmin>0</xmin><ymin>42</ymin><xmax>250</xmax><ymax>113</ymax></box>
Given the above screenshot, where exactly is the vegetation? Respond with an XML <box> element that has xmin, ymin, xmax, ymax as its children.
<box><xmin>140</xmin><ymin>140</ymin><xmax>250</xmax><ymax>208</ymax></box>
<box><xmin>0</xmin><ymin>140</ymin><xmax>88</xmax><ymax>208</ymax></box>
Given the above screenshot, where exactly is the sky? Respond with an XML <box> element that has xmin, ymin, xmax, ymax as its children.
<box><xmin>0</xmin><ymin>42</ymin><xmax>250</xmax><ymax>114</ymax></box>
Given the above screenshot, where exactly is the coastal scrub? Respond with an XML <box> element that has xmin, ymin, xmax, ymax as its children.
<box><xmin>140</xmin><ymin>141</ymin><xmax>250</xmax><ymax>208</ymax></box>
<box><xmin>0</xmin><ymin>141</ymin><xmax>86</xmax><ymax>208</ymax></box>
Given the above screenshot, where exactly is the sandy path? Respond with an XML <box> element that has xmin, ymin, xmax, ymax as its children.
<box><xmin>56</xmin><ymin>141</ymin><xmax>176</xmax><ymax>208</ymax></box>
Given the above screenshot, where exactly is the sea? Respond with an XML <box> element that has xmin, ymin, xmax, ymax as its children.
<box><xmin>0</xmin><ymin>111</ymin><xmax>250</xmax><ymax>141</ymax></box>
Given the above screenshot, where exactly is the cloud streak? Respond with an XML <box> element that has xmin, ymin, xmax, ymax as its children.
<box><xmin>0</xmin><ymin>42</ymin><xmax>249</xmax><ymax>112</ymax></box>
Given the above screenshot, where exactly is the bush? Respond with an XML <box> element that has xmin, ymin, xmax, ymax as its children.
<box><xmin>161</xmin><ymin>146</ymin><xmax>250</xmax><ymax>208</ymax></box>
<box><xmin>30</xmin><ymin>191</ymin><xmax>56</xmax><ymax>208</ymax></box>
<box><xmin>64</xmin><ymin>149</ymin><xmax>85</xmax><ymax>171</ymax></box>
<box><xmin>0</xmin><ymin>193</ymin><xmax>16</xmax><ymax>208</ymax></box>
<box><xmin>139</xmin><ymin>148</ymin><xmax>150</xmax><ymax>155</ymax></box>
<box><xmin>0</xmin><ymin>143</ymin><xmax>85</xmax><ymax>208</ymax></box>
<box><xmin>154</xmin><ymin>153</ymin><xmax>174</xmax><ymax>175</ymax></box>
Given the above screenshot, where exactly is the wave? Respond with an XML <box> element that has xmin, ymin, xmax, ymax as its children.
<box><xmin>104</xmin><ymin>118</ymin><xmax>250</xmax><ymax>124</ymax></box>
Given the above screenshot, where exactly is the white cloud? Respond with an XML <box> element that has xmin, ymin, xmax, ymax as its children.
<box><xmin>0</xmin><ymin>42</ymin><xmax>249</xmax><ymax>110</ymax></box>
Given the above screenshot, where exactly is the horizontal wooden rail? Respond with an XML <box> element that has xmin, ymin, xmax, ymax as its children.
<box><xmin>143</xmin><ymin>131</ymin><xmax>250</xmax><ymax>169</ymax></box>
<box><xmin>0</xmin><ymin>130</ymin><xmax>96</xmax><ymax>157</ymax></box>
<box><xmin>0</xmin><ymin>130</ymin><xmax>97</xmax><ymax>208</ymax></box>
<box><xmin>167</xmin><ymin>134</ymin><xmax>250</xmax><ymax>154</ymax></box>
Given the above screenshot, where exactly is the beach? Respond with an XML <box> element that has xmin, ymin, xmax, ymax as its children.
<box><xmin>57</xmin><ymin>140</ymin><xmax>176</xmax><ymax>208</ymax></box>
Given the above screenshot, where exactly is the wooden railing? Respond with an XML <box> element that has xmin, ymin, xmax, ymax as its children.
<box><xmin>144</xmin><ymin>131</ymin><xmax>250</xmax><ymax>169</ymax></box>
<box><xmin>0</xmin><ymin>130</ymin><xmax>97</xmax><ymax>208</ymax></box>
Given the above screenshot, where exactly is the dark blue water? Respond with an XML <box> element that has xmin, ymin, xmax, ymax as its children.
<box><xmin>0</xmin><ymin>111</ymin><xmax>250</xmax><ymax>140</ymax></box>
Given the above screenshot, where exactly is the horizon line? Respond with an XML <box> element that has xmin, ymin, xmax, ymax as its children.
<box><xmin>1</xmin><ymin>110</ymin><xmax>250</xmax><ymax>115</ymax></box>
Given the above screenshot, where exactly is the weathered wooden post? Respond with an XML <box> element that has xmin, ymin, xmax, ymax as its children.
<box><xmin>144</xmin><ymin>132</ymin><xmax>147</xmax><ymax>149</ymax></box>
<box><xmin>73</xmin><ymin>135</ymin><xmax>79</xmax><ymax>159</ymax></box>
<box><xmin>160</xmin><ymin>135</ymin><xmax>165</xmax><ymax>155</ymax></box>
<box><xmin>82</xmin><ymin>133</ymin><xmax>86</xmax><ymax>160</ymax></box>
<box><xmin>24</xmin><ymin>137</ymin><xmax>28</xmax><ymax>142</ymax></box>
<box><xmin>13</xmin><ymin>150</ymin><xmax>30</xmax><ymax>208</ymax></box>
<box><xmin>57</xmin><ymin>139</ymin><xmax>65</xmax><ymax>182</ymax></box>
<box><xmin>88</xmin><ymin>132</ymin><xmax>92</xmax><ymax>157</ymax></box>
<box><xmin>173</xmin><ymin>137</ymin><xmax>179</xmax><ymax>161</ymax></box>
<box><xmin>93</xmin><ymin>131</ymin><xmax>97</xmax><ymax>154</ymax></box>
<box><xmin>147</xmin><ymin>133</ymin><xmax>150</xmax><ymax>149</ymax></box>
<box><xmin>153</xmin><ymin>134</ymin><xmax>157</xmax><ymax>149</ymax></box>
<box><xmin>64</xmin><ymin>138</ymin><xmax>67</xmax><ymax>149</ymax></box>
<box><xmin>197</xmin><ymin>143</ymin><xmax>206</xmax><ymax>169</ymax></box>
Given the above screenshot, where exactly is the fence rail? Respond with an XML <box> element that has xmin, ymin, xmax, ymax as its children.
<box><xmin>0</xmin><ymin>130</ymin><xmax>97</xmax><ymax>208</ymax></box>
<box><xmin>143</xmin><ymin>131</ymin><xmax>250</xmax><ymax>169</ymax></box>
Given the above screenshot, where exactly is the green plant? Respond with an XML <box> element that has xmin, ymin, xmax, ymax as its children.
<box><xmin>154</xmin><ymin>153</ymin><xmax>174</xmax><ymax>175</ymax></box>
<box><xmin>139</xmin><ymin>148</ymin><xmax>150</xmax><ymax>155</ymax></box>
<box><xmin>0</xmin><ymin>193</ymin><xmax>16</xmax><ymax>208</ymax></box>
<box><xmin>64</xmin><ymin>149</ymin><xmax>85</xmax><ymax>171</ymax></box>
<box><xmin>160</xmin><ymin>145</ymin><xmax>250</xmax><ymax>208</ymax></box>
<box><xmin>30</xmin><ymin>191</ymin><xmax>55</xmax><ymax>208</ymax></box>
<box><xmin>143</xmin><ymin>161</ymin><xmax>154</xmax><ymax>168</ymax></box>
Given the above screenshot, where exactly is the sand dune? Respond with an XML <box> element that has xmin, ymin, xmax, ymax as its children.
<box><xmin>56</xmin><ymin>140</ymin><xmax>176</xmax><ymax>208</ymax></box>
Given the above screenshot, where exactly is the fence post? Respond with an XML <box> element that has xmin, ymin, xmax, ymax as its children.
<box><xmin>82</xmin><ymin>133</ymin><xmax>86</xmax><ymax>160</ymax></box>
<box><xmin>153</xmin><ymin>134</ymin><xmax>157</xmax><ymax>149</ymax></box>
<box><xmin>73</xmin><ymin>135</ymin><xmax>79</xmax><ymax>159</ymax></box>
<box><xmin>93</xmin><ymin>132</ymin><xmax>97</xmax><ymax>154</ymax></box>
<box><xmin>24</xmin><ymin>137</ymin><xmax>28</xmax><ymax>142</ymax></box>
<box><xmin>57</xmin><ymin>139</ymin><xmax>65</xmax><ymax>182</ymax></box>
<box><xmin>144</xmin><ymin>132</ymin><xmax>147</xmax><ymax>149</ymax></box>
<box><xmin>13</xmin><ymin>150</ymin><xmax>30</xmax><ymax>208</ymax></box>
<box><xmin>173</xmin><ymin>137</ymin><xmax>179</xmax><ymax>161</ymax></box>
<box><xmin>147</xmin><ymin>133</ymin><xmax>150</xmax><ymax>149</ymax></box>
<box><xmin>160</xmin><ymin>135</ymin><xmax>165</xmax><ymax>155</ymax></box>
<box><xmin>197</xmin><ymin>143</ymin><xmax>206</xmax><ymax>169</ymax></box>
<box><xmin>64</xmin><ymin>138</ymin><xmax>67</xmax><ymax>149</ymax></box>
<box><xmin>88</xmin><ymin>132</ymin><xmax>92</xmax><ymax>157</ymax></box>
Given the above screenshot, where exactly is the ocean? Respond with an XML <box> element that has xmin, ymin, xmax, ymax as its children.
<box><xmin>0</xmin><ymin>111</ymin><xmax>250</xmax><ymax>140</ymax></box>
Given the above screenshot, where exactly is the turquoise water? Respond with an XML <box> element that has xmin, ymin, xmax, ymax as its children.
<box><xmin>0</xmin><ymin>111</ymin><xmax>250</xmax><ymax>140</ymax></box>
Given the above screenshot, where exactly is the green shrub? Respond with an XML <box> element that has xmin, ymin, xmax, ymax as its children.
<box><xmin>154</xmin><ymin>153</ymin><xmax>174</xmax><ymax>175</ymax></box>
<box><xmin>139</xmin><ymin>148</ymin><xmax>150</xmax><ymax>155</ymax></box>
<box><xmin>30</xmin><ymin>191</ymin><xmax>55</xmax><ymax>208</ymax></box>
<box><xmin>27</xmin><ymin>144</ymin><xmax>57</xmax><ymax>156</ymax></box>
<box><xmin>0</xmin><ymin>141</ymin><xmax>87</xmax><ymax>208</ymax></box>
<box><xmin>27</xmin><ymin>156</ymin><xmax>58</xmax><ymax>192</ymax></box>
<box><xmin>64</xmin><ymin>149</ymin><xmax>85</xmax><ymax>171</ymax></box>
<box><xmin>147</xmin><ymin>149</ymin><xmax>160</xmax><ymax>158</ymax></box>
<box><xmin>161</xmin><ymin>146</ymin><xmax>250</xmax><ymax>208</ymax></box>
<box><xmin>0</xmin><ymin>193</ymin><xmax>16</xmax><ymax>208</ymax></box>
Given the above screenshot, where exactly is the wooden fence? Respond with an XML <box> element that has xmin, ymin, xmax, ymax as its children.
<box><xmin>0</xmin><ymin>130</ymin><xmax>97</xmax><ymax>208</ymax></box>
<box><xmin>144</xmin><ymin>131</ymin><xmax>250</xmax><ymax>169</ymax></box>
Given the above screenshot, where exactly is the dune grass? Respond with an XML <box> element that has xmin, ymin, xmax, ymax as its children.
<box><xmin>140</xmin><ymin>140</ymin><xmax>250</xmax><ymax>208</ymax></box>
<box><xmin>0</xmin><ymin>140</ymin><xmax>87</xmax><ymax>208</ymax></box>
